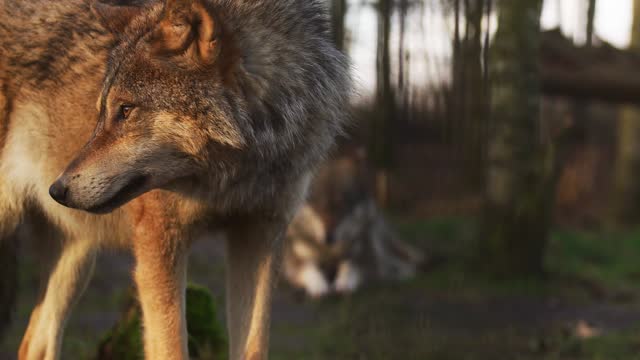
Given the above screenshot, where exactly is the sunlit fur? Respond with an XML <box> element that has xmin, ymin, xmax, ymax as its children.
<box><xmin>0</xmin><ymin>0</ymin><xmax>350</xmax><ymax>359</ymax></box>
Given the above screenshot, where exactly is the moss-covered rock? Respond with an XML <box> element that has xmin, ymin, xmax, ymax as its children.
<box><xmin>185</xmin><ymin>284</ymin><xmax>227</xmax><ymax>359</ymax></box>
<box><xmin>97</xmin><ymin>284</ymin><xmax>226</xmax><ymax>360</ymax></box>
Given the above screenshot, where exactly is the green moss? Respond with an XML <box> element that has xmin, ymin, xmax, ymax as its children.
<box><xmin>97</xmin><ymin>284</ymin><xmax>226</xmax><ymax>360</ymax></box>
<box><xmin>96</xmin><ymin>303</ymin><xmax>142</xmax><ymax>360</ymax></box>
<box><xmin>185</xmin><ymin>284</ymin><xmax>227</xmax><ymax>359</ymax></box>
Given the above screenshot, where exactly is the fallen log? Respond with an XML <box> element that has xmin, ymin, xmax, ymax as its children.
<box><xmin>541</xmin><ymin>29</ymin><xmax>640</xmax><ymax>104</ymax></box>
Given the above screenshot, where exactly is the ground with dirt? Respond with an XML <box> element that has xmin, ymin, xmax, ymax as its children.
<box><xmin>3</xmin><ymin>219</ymin><xmax>640</xmax><ymax>359</ymax></box>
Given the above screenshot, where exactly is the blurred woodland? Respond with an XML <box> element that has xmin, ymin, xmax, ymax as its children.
<box><xmin>343</xmin><ymin>0</ymin><xmax>640</xmax><ymax>275</ymax></box>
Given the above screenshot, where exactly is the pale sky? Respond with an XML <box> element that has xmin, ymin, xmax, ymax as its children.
<box><xmin>541</xmin><ymin>0</ymin><xmax>633</xmax><ymax>48</ymax></box>
<box><xmin>348</xmin><ymin>0</ymin><xmax>635</xmax><ymax>96</ymax></box>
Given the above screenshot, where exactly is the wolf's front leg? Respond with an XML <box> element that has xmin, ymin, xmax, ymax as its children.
<box><xmin>130</xmin><ymin>199</ymin><xmax>189</xmax><ymax>360</ymax></box>
<box><xmin>18</xmin><ymin>235</ymin><xmax>96</xmax><ymax>360</ymax></box>
<box><xmin>225</xmin><ymin>218</ymin><xmax>286</xmax><ymax>360</ymax></box>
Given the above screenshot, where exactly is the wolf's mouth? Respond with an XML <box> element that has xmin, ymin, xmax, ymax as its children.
<box><xmin>87</xmin><ymin>175</ymin><xmax>149</xmax><ymax>214</ymax></box>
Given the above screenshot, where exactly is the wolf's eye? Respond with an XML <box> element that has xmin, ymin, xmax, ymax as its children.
<box><xmin>119</xmin><ymin>105</ymin><xmax>134</xmax><ymax>120</ymax></box>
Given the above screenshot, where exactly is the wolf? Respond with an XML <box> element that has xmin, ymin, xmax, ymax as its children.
<box><xmin>0</xmin><ymin>0</ymin><xmax>350</xmax><ymax>359</ymax></box>
<box><xmin>283</xmin><ymin>148</ymin><xmax>424</xmax><ymax>298</ymax></box>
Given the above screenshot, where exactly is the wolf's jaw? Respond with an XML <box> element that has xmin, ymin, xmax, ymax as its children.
<box><xmin>86</xmin><ymin>175</ymin><xmax>150</xmax><ymax>214</ymax></box>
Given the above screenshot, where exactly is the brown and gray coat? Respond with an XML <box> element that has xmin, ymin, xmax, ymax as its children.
<box><xmin>0</xmin><ymin>0</ymin><xmax>350</xmax><ymax>359</ymax></box>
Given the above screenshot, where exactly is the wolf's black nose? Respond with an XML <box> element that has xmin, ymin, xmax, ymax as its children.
<box><xmin>49</xmin><ymin>180</ymin><xmax>69</xmax><ymax>206</ymax></box>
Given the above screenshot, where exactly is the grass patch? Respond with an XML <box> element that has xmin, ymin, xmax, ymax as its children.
<box><xmin>271</xmin><ymin>218</ymin><xmax>640</xmax><ymax>359</ymax></box>
<box><xmin>546</xmin><ymin>229</ymin><xmax>640</xmax><ymax>301</ymax></box>
<box><xmin>393</xmin><ymin>217</ymin><xmax>640</xmax><ymax>302</ymax></box>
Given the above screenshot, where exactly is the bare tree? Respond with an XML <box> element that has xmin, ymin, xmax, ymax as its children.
<box><xmin>586</xmin><ymin>0</ymin><xmax>596</xmax><ymax>46</ymax></box>
<box><xmin>450</xmin><ymin>0</ymin><xmax>489</xmax><ymax>188</ymax></box>
<box><xmin>480</xmin><ymin>0</ymin><xmax>552</xmax><ymax>275</ymax></box>
<box><xmin>331</xmin><ymin>0</ymin><xmax>348</xmax><ymax>51</ymax></box>
<box><xmin>611</xmin><ymin>0</ymin><xmax>640</xmax><ymax>224</ymax></box>
<box><xmin>371</xmin><ymin>0</ymin><xmax>395</xmax><ymax>207</ymax></box>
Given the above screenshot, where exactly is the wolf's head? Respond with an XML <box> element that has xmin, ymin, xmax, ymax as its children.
<box><xmin>50</xmin><ymin>0</ymin><xmax>246</xmax><ymax>213</ymax></box>
<box><xmin>51</xmin><ymin>0</ymin><xmax>350</xmax><ymax>214</ymax></box>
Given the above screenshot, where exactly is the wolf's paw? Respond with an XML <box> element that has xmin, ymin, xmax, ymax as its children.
<box><xmin>299</xmin><ymin>263</ymin><xmax>330</xmax><ymax>298</ymax></box>
<box><xmin>334</xmin><ymin>261</ymin><xmax>361</xmax><ymax>294</ymax></box>
<box><xmin>18</xmin><ymin>341</ymin><xmax>47</xmax><ymax>360</ymax></box>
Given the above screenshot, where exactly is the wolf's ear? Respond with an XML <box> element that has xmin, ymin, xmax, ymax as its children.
<box><xmin>151</xmin><ymin>0</ymin><xmax>221</xmax><ymax>66</ymax></box>
<box><xmin>92</xmin><ymin>1</ymin><xmax>148</xmax><ymax>34</ymax></box>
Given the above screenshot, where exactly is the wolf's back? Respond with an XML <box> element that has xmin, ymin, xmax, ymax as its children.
<box><xmin>0</xmin><ymin>0</ymin><xmax>112</xmax><ymax>90</ymax></box>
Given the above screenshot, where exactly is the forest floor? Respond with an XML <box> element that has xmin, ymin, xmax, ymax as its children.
<box><xmin>4</xmin><ymin>218</ymin><xmax>640</xmax><ymax>359</ymax></box>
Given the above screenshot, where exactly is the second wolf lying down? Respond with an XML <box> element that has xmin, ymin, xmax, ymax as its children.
<box><xmin>284</xmin><ymin>149</ymin><xmax>425</xmax><ymax>298</ymax></box>
<box><xmin>0</xmin><ymin>0</ymin><xmax>349</xmax><ymax>359</ymax></box>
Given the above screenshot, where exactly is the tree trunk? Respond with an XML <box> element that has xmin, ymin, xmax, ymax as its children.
<box><xmin>586</xmin><ymin>0</ymin><xmax>596</xmax><ymax>47</ymax></box>
<box><xmin>450</xmin><ymin>0</ymin><xmax>488</xmax><ymax>189</ymax></box>
<box><xmin>397</xmin><ymin>0</ymin><xmax>409</xmax><ymax>112</ymax></box>
<box><xmin>331</xmin><ymin>0</ymin><xmax>347</xmax><ymax>51</ymax></box>
<box><xmin>451</xmin><ymin>0</ymin><xmax>462</xmax><ymax>142</ymax></box>
<box><xmin>480</xmin><ymin>0</ymin><xmax>552</xmax><ymax>276</ymax></box>
<box><xmin>463</xmin><ymin>0</ymin><xmax>487</xmax><ymax>187</ymax></box>
<box><xmin>611</xmin><ymin>0</ymin><xmax>640</xmax><ymax>225</ymax></box>
<box><xmin>371</xmin><ymin>0</ymin><xmax>395</xmax><ymax>207</ymax></box>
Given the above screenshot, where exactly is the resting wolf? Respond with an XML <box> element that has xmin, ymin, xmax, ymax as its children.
<box><xmin>284</xmin><ymin>150</ymin><xmax>424</xmax><ymax>298</ymax></box>
<box><xmin>0</xmin><ymin>0</ymin><xmax>350</xmax><ymax>359</ymax></box>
